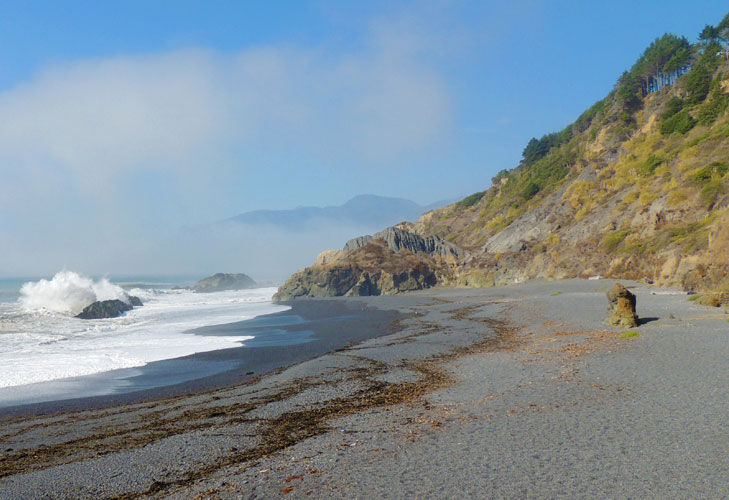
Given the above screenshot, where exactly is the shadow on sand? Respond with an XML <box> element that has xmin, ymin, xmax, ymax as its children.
<box><xmin>638</xmin><ymin>317</ymin><xmax>659</xmax><ymax>326</ymax></box>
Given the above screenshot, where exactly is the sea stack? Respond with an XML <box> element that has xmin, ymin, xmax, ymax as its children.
<box><xmin>193</xmin><ymin>273</ymin><xmax>257</xmax><ymax>293</ymax></box>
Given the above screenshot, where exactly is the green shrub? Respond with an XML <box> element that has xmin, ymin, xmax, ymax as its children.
<box><xmin>620</xmin><ymin>330</ymin><xmax>640</xmax><ymax>338</ymax></box>
<box><xmin>522</xmin><ymin>181</ymin><xmax>540</xmax><ymax>200</ymax></box>
<box><xmin>574</xmin><ymin>95</ymin><xmax>611</xmax><ymax>133</ymax></box>
<box><xmin>661</xmin><ymin>97</ymin><xmax>684</xmax><ymax>120</ymax></box>
<box><xmin>620</xmin><ymin>330</ymin><xmax>641</xmax><ymax>338</ymax></box>
<box><xmin>638</xmin><ymin>155</ymin><xmax>666</xmax><ymax>177</ymax></box>
<box><xmin>522</xmin><ymin>134</ymin><xmax>558</xmax><ymax>164</ymax></box>
<box><xmin>699</xmin><ymin>181</ymin><xmax>725</xmax><ymax>209</ymax></box>
<box><xmin>601</xmin><ymin>229</ymin><xmax>632</xmax><ymax>251</ymax></box>
<box><xmin>689</xmin><ymin>162</ymin><xmax>728</xmax><ymax>185</ymax></box>
<box><xmin>686</xmin><ymin>132</ymin><xmax>710</xmax><ymax>147</ymax></box>
<box><xmin>660</xmin><ymin>109</ymin><xmax>695</xmax><ymax>135</ymax></box>
<box><xmin>698</xmin><ymin>93</ymin><xmax>729</xmax><ymax>126</ymax></box>
<box><xmin>621</xmin><ymin>241</ymin><xmax>648</xmax><ymax>254</ymax></box>
<box><xmin>491</xmin><ymin>170</ymin><xmax>509</xmax><ymax>185</ymax></box>
<box><xmin>456</xmin><ymin>191</ymin><xmax>485</xmax><ymax>209</ymax></box>
<box><xmin>696</xmin><ymin>294</ymin><xmax>723</xmax><ymax>307</ymax></box>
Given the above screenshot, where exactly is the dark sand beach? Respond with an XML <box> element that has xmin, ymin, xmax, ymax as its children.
<box><xmin>2</xmin><ymin>279</ymin><xmax>729</xmax><ymax>499</ymax></box>
<box><xmin>0</xmin><ymin>299</ymin><xmax>402</xmax><ymax>416</ymax></box>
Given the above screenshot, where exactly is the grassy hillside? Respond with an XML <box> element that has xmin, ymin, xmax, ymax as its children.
<box><xmin>276</xmin><ymin>12</ymin><xmax>729</xmax><ymax>304</ymax></box>
<box><xmin>418</xmin><ymin>25</ymin><xmax>729</xmax><ymax>249</ymax></box>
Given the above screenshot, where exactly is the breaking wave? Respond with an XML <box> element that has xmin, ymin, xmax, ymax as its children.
<box><xmin>0</xmin><ymin>279</ymin><xmax>287</xmax><ymax>391</ymax></box>
<box><xmin>19</xmin><ymin>271</ymin><xmax>131</xmax><ymax>315</ymax></box>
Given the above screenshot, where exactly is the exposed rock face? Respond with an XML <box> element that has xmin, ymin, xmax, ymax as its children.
<box><xmin>481</xmin><ymin>178</ymin><xmax>576</xmax><ymax>254</ymax></box>
<box><xmin>606</xmin><ymin>283</ymin><xmax>638</xmax><ymax>328</ymax></box>
<box><xmin>274</xmin><ymin>238</ymin><xmax>443</xmax><ymax>301</ymax></box>
<box><xmin>314</xmin><ymin>249</ymin><xmax>344</xmax><ymax>266</ymax></box>
<box><xmin>273</xmin><ymin>264</ymin><xmax>437</xmax><ymax>301</ymax></box>
<box><xmin>129</xmin><ymin>296</ymin><xmax>143</xmax><ymax>307</ymax></box>
<box><xmin>344</xmin><ymin>226</ymin><xmax>465</xmax><ymax>258</ymax></box>
<box><xmin>194</xmin><ymin>273</ymin><xmax>257</xmax><ymax>293</ymax></box>
<box><xmin>76</xmin><ymin>299</ymin><xmax>133</xmax><ymax>319</ymax></box>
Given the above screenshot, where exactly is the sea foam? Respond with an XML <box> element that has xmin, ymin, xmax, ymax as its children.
<box><xmin>0</xmin><ymin>277</ymin><xmax>288</xmax><ymax>391</ymax></box>
<box><xmin>20</xmin><ymin>271</ymin><xmax>131</xmax><ymax>315</ymax></box>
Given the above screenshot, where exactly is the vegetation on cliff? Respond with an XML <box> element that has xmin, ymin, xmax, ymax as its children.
<box><xmin>276</xmin><ymin>11</ymin><xmax>729</xmax><ymax>304</ymax></box>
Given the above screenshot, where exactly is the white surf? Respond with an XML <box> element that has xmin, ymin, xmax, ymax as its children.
<box><xmin>0</xmin><ymin>271</ymin><xmax>287</xmax><ymax>390</ymax></box>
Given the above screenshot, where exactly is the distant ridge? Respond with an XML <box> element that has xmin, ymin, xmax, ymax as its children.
<box><xmin>227</xmin><ymin>194</ymin><xmax>455</xmax><ymax>231</ymax></box>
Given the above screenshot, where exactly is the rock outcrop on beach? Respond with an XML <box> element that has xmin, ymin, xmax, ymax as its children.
<box><xmin>193</xmin><ymin>273</ymin><xmax>257</xmax><ymax>293</ymax></box>
<box><xmin>606</xmin><ymin>283</ymin><xmax>639</xmax><ymax>327</ymax></box>
<box><xmin>273</xmin><ymin>236</ymin><xmax>445</xmax><ymax>301</ymax></box>
<box><xmin>277</xmin><ymin>20</ymin><xmax>729</xmax><ymax>302</ymax></box>
<box><xmin>76</xmin><ymin>297</ymin><xmax>143</xmax><ymax>319</ymax></box>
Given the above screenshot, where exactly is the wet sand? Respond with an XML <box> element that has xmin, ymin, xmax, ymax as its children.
<box><xmin>0</xmin><ymin>299</ymin><xmax>402</xmax><ymax>417</ymax></box>
<box><xmin>2</xmin><ymin>279</ymin><xmax>729</xmax><ymax>499</ymax></box>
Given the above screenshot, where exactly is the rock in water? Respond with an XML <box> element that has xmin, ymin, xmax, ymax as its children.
<box><xmin>128</xmin><ymin>295</ymin><xmax>143</xmax><ymax>307</ymax></box>
<box><xmin>193</xmin><ymin>273</ymin><xmax>257</xmax><ymax>293</ymax></box>
<box><xmin>76</xmin><ymin>299</ymin><xmax>133</xmax><ymax>319</ymax></box>
<box><xmin>606</xmin><ymin>283</ymin><xmax>638</xmax><ymax>328</ymax></box>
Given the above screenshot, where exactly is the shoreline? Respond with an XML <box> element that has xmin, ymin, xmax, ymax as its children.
<box><xmin>0</xmin><ymin>299</ymin><xmax>403</xmax><ymax>417</ymax></box>
<box><xmin>3</xmin><ymin>279</ymin><xmax>729</xmax><ymax>499</ymax></box>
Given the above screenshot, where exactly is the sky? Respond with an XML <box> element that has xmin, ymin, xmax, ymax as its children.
<box><xmin>1</xmin><ymin>0</ymin><xmax>727</xmax><ymax>278</ymax></box>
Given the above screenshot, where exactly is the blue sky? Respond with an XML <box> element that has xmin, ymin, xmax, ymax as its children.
<box><xmin>0</xmin><ymin>0</ymin><xmax>727</xmax><ymax>276</ymax></box>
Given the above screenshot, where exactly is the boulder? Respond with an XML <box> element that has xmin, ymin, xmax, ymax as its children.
<box><xmin>76</xmin><ymin>299</ymin><xmax>133</xmax><ymax>319</ymax></box>
<box><xmin>606</xmin><ymin>283</ymin><xmax>638</xmax><ymax>328</ymax></box>
<box><xmin>128</xmin><ymin>295</ymin><xmax>144</xmax><ymax>307</ymax></box>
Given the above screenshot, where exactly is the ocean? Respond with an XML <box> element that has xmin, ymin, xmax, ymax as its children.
<box><xmin>0</xmin><ymin>272</ymin><xmax>287</xmax><ymax>405</ymax></box>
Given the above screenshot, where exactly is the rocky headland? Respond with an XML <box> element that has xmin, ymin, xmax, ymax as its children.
<box><xmin>273</xmin><ymin>226</ymin><xmax>462</xmax><ymax>301</ymax></box>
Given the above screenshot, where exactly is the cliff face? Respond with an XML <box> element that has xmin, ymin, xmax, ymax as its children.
<box><xmin>342</xmin><ymin>226</ymin><xmax>466</xmax><ymax>258</ymax></box>
<box><xmin>273</xmin><ymin>239</ymin><xmax>448</xmax><ymax>301</ymax></box>
<box><xmin>276</xmin><ymin>30</ymin><xmax>729</xmax><ymax>305</ymax></box>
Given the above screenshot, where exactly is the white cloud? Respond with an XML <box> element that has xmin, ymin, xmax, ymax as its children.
<box><xmin>0</xmin><ymin>36</ymin><xmax>450</xmax><ymax>198</ymax></box>
<box><xmin>0</xmin><ymin>50</ymin><xmax>224</xmax><ymax>193</ymax></box>
<box><xmin>0</xmin><ymin>24</ymin><xmax>452</xmax><ymax>276</ymax></box>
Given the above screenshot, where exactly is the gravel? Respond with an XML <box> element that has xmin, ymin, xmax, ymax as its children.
<box><xmin>2</xmin><ymin>279</ymin><xmax>729</xmax><ymax>499</ymax></box>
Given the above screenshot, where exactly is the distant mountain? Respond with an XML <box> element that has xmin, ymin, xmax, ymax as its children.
<box><xmin>227</xmin><ymin>194</ymin><xmax>454</xmax><ymax>231</ymax></box>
